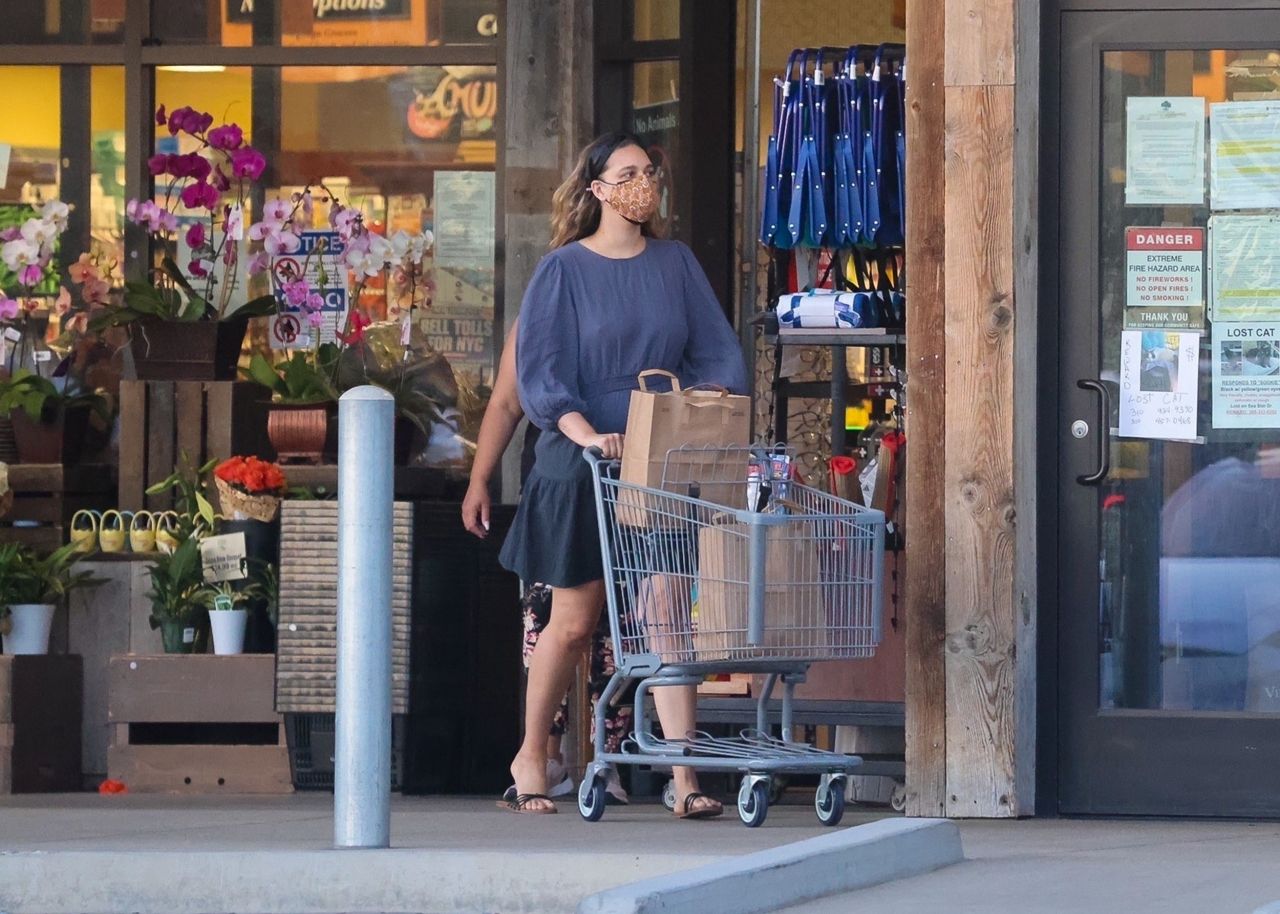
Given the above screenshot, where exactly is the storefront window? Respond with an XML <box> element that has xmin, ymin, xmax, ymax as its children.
<box><xmin>154</xmin><ymin>65</ymin><xmax>498</xmax><ymax>392</ymax></box>
<box><xmin>150</xmin><ymin>0</ymin><xmax>498</xmax><ymax>48</ymax></box>
<box><xmin>632</xmin><ymin>0</ymin><xmax>679</xmax><ymax>41</ymax></box>
<box><xmin>0</xmin><ymin>66</ymin><xmax>126</xmax><ymax>299</ymax></box>
<box><xmin>629</xmin><ymin>60</ymin><xmax>679</xmax><ymax>238</ymax></box>
<box><xmin>4</xmin><ymin>0</ymin><xmax>124</xmax><ymax>43</ymax></box>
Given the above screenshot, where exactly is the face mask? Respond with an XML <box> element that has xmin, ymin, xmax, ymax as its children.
<box><xmin>601</xmin><ymin>173</ymin><xmax>659</xmax><ymax>224</ymax></box>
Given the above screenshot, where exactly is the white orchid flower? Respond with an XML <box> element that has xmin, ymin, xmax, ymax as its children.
<box><xmin>1</xmin><ymin>238</ymin><xmax>41</xmax><ymax>272</ymax></box>
<box><xmin>39</xmin><ymin>200</ymin><xmax>70</xmax><ymax>231</ymax></box>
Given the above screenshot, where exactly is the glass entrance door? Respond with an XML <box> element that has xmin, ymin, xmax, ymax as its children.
<box><xmin>1059</xmin><ymin>7</ymin><xmax>1280</xmax><ymax>816</ymax></box>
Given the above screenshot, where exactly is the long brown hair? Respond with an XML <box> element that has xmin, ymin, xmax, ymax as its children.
<box><xmin>549</xmin><ymin>132</ymin><xmax>657</xmax><ymax>249</ymax></box>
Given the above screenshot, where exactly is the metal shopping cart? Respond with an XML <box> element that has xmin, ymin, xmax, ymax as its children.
<box><xmin>579</xmin><ymin>445</ymin><xmax>886</xmax><ymax>827</ymax></box>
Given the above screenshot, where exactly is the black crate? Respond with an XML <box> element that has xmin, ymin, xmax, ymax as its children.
<box><xmin>284</xmin><ymin>713</ymin><xmax>405</xmax><ymax>792</ymax></box>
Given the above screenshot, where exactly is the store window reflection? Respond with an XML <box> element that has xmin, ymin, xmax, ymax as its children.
<box><xmin>151</xmin><ymin>0</ymin><xmax>498</xmax><ymax>48</ymax></box>
<box><xmin>6</xmin><ymin>0</ymin><xmax>124</xmax><ymax>43</ymax></box>
<box><xmin>152</xmin><ymin>65</ymin><xmax>497</xmax><ymax>467</ymax></box>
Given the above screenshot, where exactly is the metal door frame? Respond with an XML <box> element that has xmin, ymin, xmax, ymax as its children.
<box><xmin>1047</xmin><ymin>0</ymin><xmax>1280</xmax><ymax>816</ymax></box>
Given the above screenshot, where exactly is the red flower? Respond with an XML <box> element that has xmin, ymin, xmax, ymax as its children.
<box><xmin>337</xmin><ymin>310</ymin><xmax>371</xmax><ymax>346</ymax></box>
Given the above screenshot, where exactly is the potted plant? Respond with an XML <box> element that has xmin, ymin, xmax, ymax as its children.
<box><xmin>144</xmin><ymin>536</ymin><xmax>207</xmax><ymax>654</ymax></box>
<box><xmin>212</xmin><ymin>456</ymin><xmax>286</xmax><ymax>523</ymax></box>
<box><xmin>244</xmin><ymin>346</ymin><xmax>339</xmax><ymax>463</ymax></box>
<box><xmin>199</xmin><ymin>580</ymin><xmax>262</xmax><ymax>656</ymax></box>
<box><xmin>0</xmin><ymin>542</ymin><xmax>101</xmax><ymax>655</ymax></box>
<box><xmin>0</xmin><ymin>369</ymin><xmax>110</xmax><ymax>464</ymax></box>
<box><xmin>88</xmin><ymin>106</ymin><xmax>279</xmax><ymax>380</ymax></box>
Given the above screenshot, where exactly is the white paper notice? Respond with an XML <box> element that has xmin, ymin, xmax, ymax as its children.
<box><xmin>1210</xmin><ymin>214</ymin><xmax>1280</xmax><ymax>322</ymax></box>
<box><xmin>1126</xmin><ymin>97</ymin><xmax>1206</xmax><ymax>206</ymax></box>
<box><xmin>1211</xmin><ymin>100</ymin><xmax>1280</xmax><ymax>210</ymax></box>
<box><xmin>0</xmin><ymin>143</ymin><xmax>10</xmax><ymax>190</ymax></box>
<box><xmin>1212</xmin><ymin>323</ymin><xmax>1280</xmax><ymax>428</ymax></box>
<box><xmin>433</xmin><ymin>171</ymin><xmax>495</xmax><ymax>271</ymax></box>
<box><xmin>1119</xmin><ymin>330</ymin><xmax>1200</xmax><ymax>440</ymax></box>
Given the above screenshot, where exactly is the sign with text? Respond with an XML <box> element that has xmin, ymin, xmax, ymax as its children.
<box><xmin>1119</xmin><ymin>329</ymin><xmax>1200</xmax><ymax>441</ymax></box>
<box><xmin>200</xmin><ymin>532</ymin><xmax>248</xmax><ymax>583</ymax></box>
<box><xmin>269</xmin><ymin>230</ymin><xmax>349</xmax><ymax>348</ymax></box>
<box><xmin>1125</xmin><ymin>227</ymin><xmax>1204</xmax><ymax>329</ymax></box>
<box><xmin>1212</xmin><ymin>322</ymin><xmax>1280</xmax><ymax>428</ymax></box>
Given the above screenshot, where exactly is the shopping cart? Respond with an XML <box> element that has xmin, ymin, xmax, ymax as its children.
<box><xmin>579</xmin><ymin>445</ymin><xmax>886</xmax><ymax>827</ymax></box>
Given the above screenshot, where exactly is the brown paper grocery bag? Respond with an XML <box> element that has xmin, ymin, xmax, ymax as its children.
<box><xmin>619</xmin><ymin>370</ymin><xmax>751</xmax><ymax>526</ymax></box>
<box><xmin>693</xmin><ymin>516</ymin><xmax>826</xmax><ymax>661</ymax></box>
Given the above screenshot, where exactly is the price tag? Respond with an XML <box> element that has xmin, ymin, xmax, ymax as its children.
<box><xmin>3</xmin><ymin>327</ymin><xmax>21</xmax><ymax>342</ymax></box>
<box><xmin>183</xmin><ymin>627</ymin><xmax>196</xmax><ymax>644</ymax></box>
<box><xmin>213</xmin><ymin>594</ymin><xmax>234</xmax><ymax>612</ymax></box>
<box><xmin>33</xmin><ymin>350</ymin><xmax>52</xmax><ymax>362</ymax></box>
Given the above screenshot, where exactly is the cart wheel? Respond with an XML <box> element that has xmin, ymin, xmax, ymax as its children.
<box><xmin>738</xmin><ymin>778</ymin><xmax>770</xmax><ymax>828</ymax></box>
<box><xmin>578</xmin><ymin>775</ymin><xmax>607</xmax><ymax>822</ymax></box>
<box><xmin>662</xmin><ymin>778</ymin><xmax>677</xmax><ymax>812</ymax></box>
<box><xmin>815</xmin><ymin>777</ymin><xmax>846</xmax><ymax>827</ymax></box>
<box><xmin>890</xmin><ymin>781</ymin><xmax>907</xmax><ymax>813</ymax></box>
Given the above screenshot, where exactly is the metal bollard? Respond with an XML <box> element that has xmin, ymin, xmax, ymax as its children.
<box><xmin>334</xmin><ymin>386</ymin><xmax>394</xmax><ymax>848</ymax></box>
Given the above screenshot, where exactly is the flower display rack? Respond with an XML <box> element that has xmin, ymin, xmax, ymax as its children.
<box><xmin>274</xmin><ymin>501</ymin><xmax>414</xmax><ymax>716</ymax></box>
<box><xmin>107</xmin><ymin>654</ymin><xmax>291</xmax><ymax>794</ymax></box>
<box><xmin>0</xmin><ymin>464</ymin><xmax>116</xmax><ymax>550</ymax></box>
<box><xmin>0</xmin><ymin>655</ymin><xmax>83</xmax><ymax>794</ymax></box>
<box><xmin>117</xmin><ymin>380</ymin><xmax>272</xmax><ymax>512</ymax></box>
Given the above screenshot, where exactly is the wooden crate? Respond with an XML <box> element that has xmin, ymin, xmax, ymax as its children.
<box><xmin>0</xmin><ymin>655</ymin><xmax>83</xmax><ymax>794</ymax></box>
<box><xmin>118</xmin><ymin>380</ymin><xmax>271</xmax><ymax>512</ymax></box>
<box><xmin>276</xmin><ymin>501</ymin><xmax>413</xmax><ymax>714</ymax></box>
<box><xmin>0</xmin><ymin>464</ymin><xmax>116</xmax><ymax>549</ymax></box>
<box><xmin>107</xmin><ymin>654</ymin><xmax>291</xmax><ymax>794</ymax></box>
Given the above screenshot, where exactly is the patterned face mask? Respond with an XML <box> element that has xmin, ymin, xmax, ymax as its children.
<box><xmin>599</xmin><ymin>172</ymin><xmax>659</xmax><ymax>224</ymax></box>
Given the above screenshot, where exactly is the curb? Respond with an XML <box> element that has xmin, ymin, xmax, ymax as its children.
<box><xmin>577</xmin><ymin>818</ymin><xmax>964</xmax><ymax>914</ymax></box>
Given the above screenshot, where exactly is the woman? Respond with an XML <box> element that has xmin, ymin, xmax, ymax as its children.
<box><xmin>498</xmin><ymin>132</ymin><xmax>749</xmax><ymax>817</ymax></box>
<box><xmin>462</xmin><ymin>320</ymin><xmax>633</xmax><ymax>805</ymax></box>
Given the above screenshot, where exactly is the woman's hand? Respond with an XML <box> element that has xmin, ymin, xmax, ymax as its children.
<box><xmin>461</xmin><ymin>482</ymin><xmax>492</xmax><ymax>538</ymax></box>
<box><xmin>585</xmin><ymin>433</ymin><xmax>625</xmax><ymax>459</ymax></box>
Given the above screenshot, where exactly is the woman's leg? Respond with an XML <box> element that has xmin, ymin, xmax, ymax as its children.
<box><xmin>640</xmin><ymin>574</ymin><xmax>721</xmax><ymax>817</ymax></box>
<box><xmin>510</xmin><ymin>579</ymin><xmax>606</xmax><ymax>810</ymax></box>
<box><xmin>523</xmin><ymin>584</ymin><xmax>568</xmax><ymax>763</ymax></box>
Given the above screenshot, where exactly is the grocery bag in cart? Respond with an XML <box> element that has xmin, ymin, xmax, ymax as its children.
<box><xmin>618</xmin><ymin>369</ymin><xmax>750</xmax><ymax>527</ymax></box>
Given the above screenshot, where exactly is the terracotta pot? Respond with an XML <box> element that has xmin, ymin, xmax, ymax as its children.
<box><xmin>267</xmin><ymin>404</ymin><xmax>330</xmax><ymax>464</ymax></box>
<box><xmin>10</xmin><ymin>404</ymin><xmax>91</xmax><ymax>465</ymax></box>
<box><xmin>130</xmin><ymin>315</ymin><xmax>250</xmax><ymax>381</ymax></box>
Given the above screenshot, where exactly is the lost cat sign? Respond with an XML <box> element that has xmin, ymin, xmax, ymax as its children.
<box><xmin>1125</xmin><ymin>227</ymin><xmax>1205</xmax><ymax>330</ymax></box>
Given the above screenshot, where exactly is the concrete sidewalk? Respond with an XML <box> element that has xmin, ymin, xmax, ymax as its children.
<box><xmin>779</xmin><ymin>818</ymin><xmax>1280</xmax><ymax>914</ymax></box>
<box><xmin>0</xmin><ymin>793</ymin><xmax>943</xmax><ymax>914</ymax></box>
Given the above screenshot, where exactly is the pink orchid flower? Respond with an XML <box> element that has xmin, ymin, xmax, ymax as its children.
<box><xmin>0</xmin><ymin>294</ymin><xmax>18</xmax><ymax>321</ymax></box>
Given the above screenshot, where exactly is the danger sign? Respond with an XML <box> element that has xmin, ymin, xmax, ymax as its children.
<box><xmin>1125</xmin><ymin>226</ymin><xmax>1205</xmax><ymax>330</ymax></box>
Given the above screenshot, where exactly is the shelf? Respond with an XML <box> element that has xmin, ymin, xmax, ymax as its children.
<box><xmin>283</xmin><ymin>465</ymin><xmax>468</xmax><ymax>500</ymax></box>
<box><xmin>753</xmin><ymin>313</ymin><xmax>905</xmax><ymax>347</ymax></box>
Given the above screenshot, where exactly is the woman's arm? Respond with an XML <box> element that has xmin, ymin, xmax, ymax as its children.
<box><xmin>462</xmin><ymin>322</ymin><xmax>524</xmax><ymax>538</ymax></box>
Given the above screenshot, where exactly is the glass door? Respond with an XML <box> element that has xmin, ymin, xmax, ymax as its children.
<box><xmin>1059</xmin><ymin>7</ymin><xmax>1280</xmax><ymax>816</ymax></box>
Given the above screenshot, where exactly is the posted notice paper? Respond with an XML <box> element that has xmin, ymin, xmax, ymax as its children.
<box><xmin>1211</xmin><ymin>100</ymin><xmax>1280</xmax><ymax>210</ymax></box>
<box><xmin>1119</xmin><ymin>330</ymin><xmax>1200</xmax><ymax>440</ymax></box>
<box><xmin>1210</xmin><ymin>214</ymin><xmax>1280</xmax><ymax>322</ymax></box>
<box><xmin>1212</xmin><ymin>323</ymin><xmax>1280</xmax><ymax>428</ymax></box>
<box><xmin>1124</xmin><ymin>226</ymin><xmax>1205</xmax><ymax>329</ymax></box>
<box><xmin>1126</xmin><ymin>97</ymin><xmax>1206</xmax><ymax>206</ymax></box>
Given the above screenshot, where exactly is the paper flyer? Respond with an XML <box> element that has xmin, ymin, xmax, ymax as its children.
<box><xmin>1212</xmin><ymin>323</ymin><xmax>1280</xmax><ymax>428</ymax></box>
<box><xmin>1210</xmin><ymin>214</ymin><xmax>1280</xmax><ymax>322</ymax></box>
<box><xmin>1125</xmin><ymin>97</ymin><xmax>1206</xmax><ymax>206</ymax></box>
<box><xmin>1211</xmin><ymin>100</ymin><xmax>1280</xmax><ymax>210</ymax></box>
<box><xmin>1119</xmin><ymin>330</ymin><xmax>1200</xmax><ymax>440</ymax></box>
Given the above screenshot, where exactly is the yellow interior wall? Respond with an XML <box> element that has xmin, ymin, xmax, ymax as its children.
<box><xmin>91</xmin><ymin>67</ymin><xmax>126</xmax><ymax>133</ymax></box>
<box><xmin>155</xmin><ymin>69</ymin><xmax>255</xmax><ymax>137</ymax></box>
<box><xmin>0</xmin><ymin>67</ymin><xmax>61</xmax><ymax>150</ymax></box>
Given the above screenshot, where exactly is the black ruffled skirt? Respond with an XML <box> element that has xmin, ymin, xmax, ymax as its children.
<box><xmin>499</xmin><ymin>430</ymin><xmax>604</xmax><ymax>588</ymax></box>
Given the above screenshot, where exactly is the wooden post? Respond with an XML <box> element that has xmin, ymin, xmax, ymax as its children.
<box><xmin>903</xmin><ymin>0</ymin><xmax>949</xmax><ymax>819</ymax></box>
<box><xmin>940</xmin><ymin>0</ymin><xmax>1031</xmax><ymax>817</ymax></box>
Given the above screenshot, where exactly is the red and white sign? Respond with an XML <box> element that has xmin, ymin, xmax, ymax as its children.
<box><xmin>1126</xmin><ymin>227</ymin><xmax>1204</xmax><ymax>308</ymax></box>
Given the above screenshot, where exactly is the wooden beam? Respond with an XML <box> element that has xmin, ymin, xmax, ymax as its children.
<box><xmin>904</xmin><ymin>0</ymin><xmax>949</xmax><ymax>819</ymax></box>
<box><xmin>943</xmin><ymin>80</ymin><xmax>1020</xmax><ymax>817</ymax></box>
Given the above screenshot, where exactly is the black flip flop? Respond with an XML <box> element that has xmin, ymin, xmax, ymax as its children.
<box><xmin>675</xmin><ymin>792</ymin><xmax>724</xmax><ymax>820</ymax></box>
<box><xmin>497</xmin><ymin>792</ymin><xmax>557</xmax><ymax>814</ymax></box>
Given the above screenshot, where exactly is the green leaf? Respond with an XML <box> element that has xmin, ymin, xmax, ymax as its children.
<box><xmin>195</xmin><ymin>491</ymin><xmax>216</xmax><ymax>530</ymax></box>
<box><xmin>244</xmin><ymin>353</ymin><xmax>284</xmax><ymax>394</ymax></box>
<box><xmin>232</xmin><ymin>294</ymin><xmax>279</xmax><ymax>319</ymax></box>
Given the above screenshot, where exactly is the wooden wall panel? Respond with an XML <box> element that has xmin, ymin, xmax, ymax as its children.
<box><xmin>944</xmin><ymin>0</ymin><xmax>1015</xmax><ymax>87</ymax></box>
<box><xmin>943</xmin><ymin>83</ymin><xmax>1020</xmax><ymax>818</ymax></box>
<box><xmin>904</xmin><ymin>0</ymin><xmax>950</xmax><ymax>819</ymax></box>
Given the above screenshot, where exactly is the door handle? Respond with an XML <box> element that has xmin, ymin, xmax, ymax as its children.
<box><xmin>1076</xmin><ymin>379</ymin><xmax>1110</xmax><ymax>486</ymax></box>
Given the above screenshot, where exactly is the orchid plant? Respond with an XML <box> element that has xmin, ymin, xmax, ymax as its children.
<box><xmin>91</xmin><ymin>104</ymin><xmax>279</xmax><ymax>329</ymax></box>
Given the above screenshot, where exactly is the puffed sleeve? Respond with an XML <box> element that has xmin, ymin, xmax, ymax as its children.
<box><xmin>516</xmin><ymin>255</ymin><xmax>587</xmax><ymax>431</ymax></box>
<box><xmin>677</xmin><ymin>243</ymin><xmax>750</xmax><ymax>395</ymax></box>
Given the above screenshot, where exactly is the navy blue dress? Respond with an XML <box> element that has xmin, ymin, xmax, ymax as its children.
<box><xmin>499</xmin><ymin>239</ymin><xmax>749</xmax><ymax>588</ymax></box>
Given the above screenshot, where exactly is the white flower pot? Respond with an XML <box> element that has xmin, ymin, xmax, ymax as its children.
<box><xmin>4</xmin><ymin>604</ymin><xmax>56</xmax><ymax>655</ymax></box>
<box><xmin>209</xmin><ymin>609</ymin><xmax>248</xmax><ymax>655</ymax></box>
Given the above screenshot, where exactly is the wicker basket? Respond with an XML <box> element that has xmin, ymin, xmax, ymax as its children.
<box><xmin>215</xmin><ymin>477</ymin><xmax>281</xmax><ymax>523</ymax></box>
